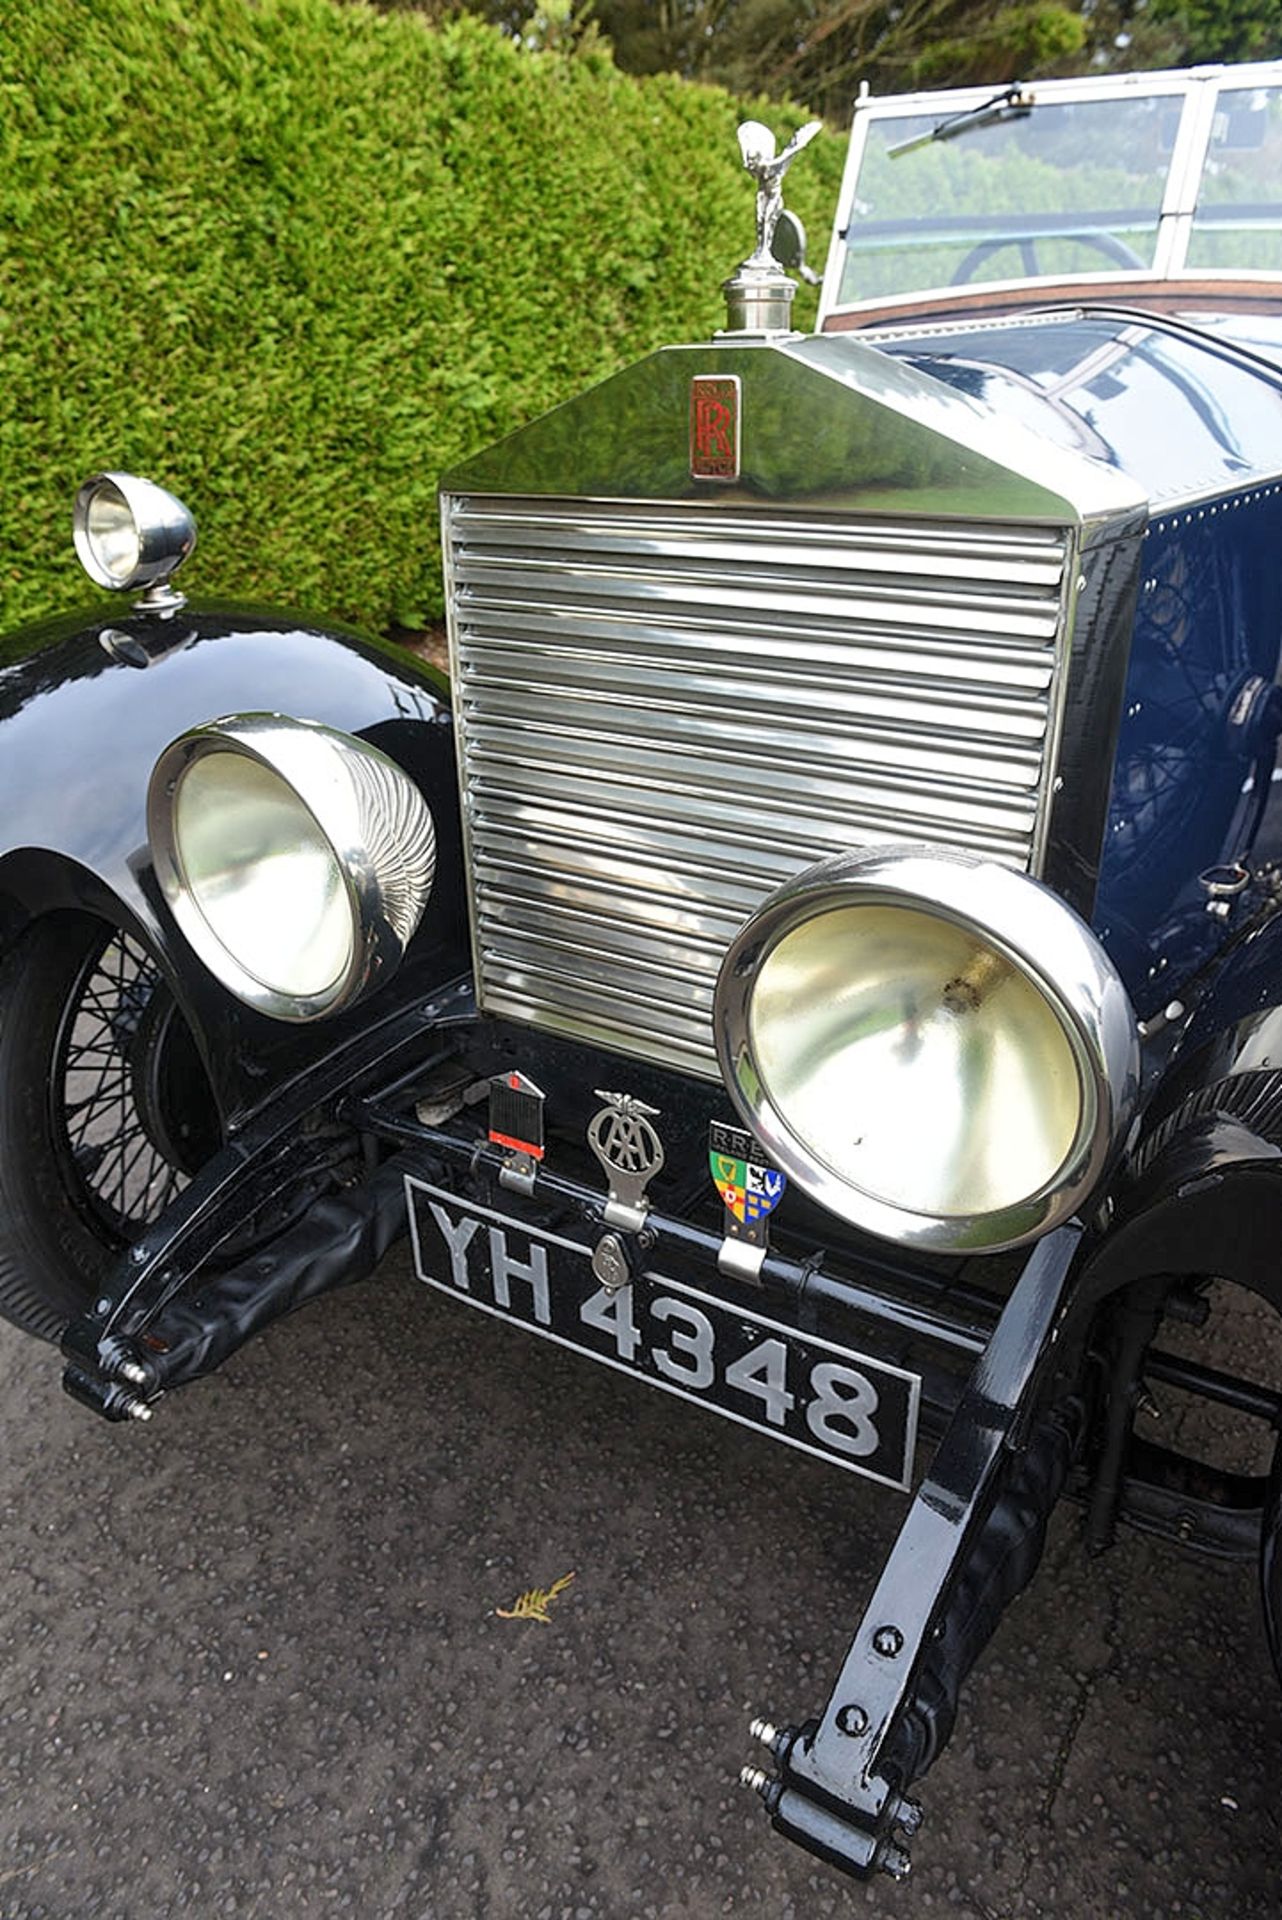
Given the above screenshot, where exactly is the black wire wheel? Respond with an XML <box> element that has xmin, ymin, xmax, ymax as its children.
<box><xmin>0</xmin><ymin>911</ymin><xmax>221</xmax><ymax>1341</ymax></box>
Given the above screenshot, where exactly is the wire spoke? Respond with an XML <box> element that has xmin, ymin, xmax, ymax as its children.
<box><xmin>55</xmin><ymin>929</ymin><xmax>207</xmax><ymax>1238</ymax></box>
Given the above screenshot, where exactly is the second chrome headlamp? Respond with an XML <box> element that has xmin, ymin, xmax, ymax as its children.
<box><xmin>714</xmin><ymin>845</ymin><xmax>1138</xmax><ymax>1253</ymax></box>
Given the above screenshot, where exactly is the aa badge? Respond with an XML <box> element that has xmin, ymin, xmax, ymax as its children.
<box><xmin>588</xmin><ymin>1090</ymin><xmax>665</xmax><ymax>1232</ymax></box>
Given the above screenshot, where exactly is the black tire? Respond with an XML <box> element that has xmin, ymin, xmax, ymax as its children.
<box><xmin>0</xmin><ymin>913</ymin><xmax>220</xmax><ymax>1342</ymax></box>
<box><xmin>1262</xmin><ymin>1439</ymin><xmax>1282</xmax><ymax>1688</ymax></box>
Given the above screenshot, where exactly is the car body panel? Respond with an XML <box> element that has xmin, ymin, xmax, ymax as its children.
<box><xmin>867</xmin><ymin>309</ymin><xmax>1282</xmax><ymax>506</ymax></box>
<box><xmin>0</xmin><ymin>605</ymin><xmax>468</xmax><ymax>1125</ymax></box>
<box><xmin>857</xmin><ymin>310</ymin><xmax>1282</xmax><ymax>1016</ymax></box>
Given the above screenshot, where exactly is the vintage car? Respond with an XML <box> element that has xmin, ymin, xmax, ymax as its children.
<box><xmin>3</xmin><ymin>56</ymin><xmax>1282</xmax><ymax>1885</ymax></box>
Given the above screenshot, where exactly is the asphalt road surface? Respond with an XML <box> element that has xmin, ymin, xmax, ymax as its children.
<box><xmin>2</xmin><ymin>1245</ymin><xmax>1279</xmax><ymax>1920</ymax></box>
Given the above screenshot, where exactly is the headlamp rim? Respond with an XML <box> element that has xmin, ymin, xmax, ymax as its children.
<box><xmin>714</xmin><ymin>845</ymin><xmax>1138</xmax><ymax>1254</ymax></box>
<box><xmin>147</xmin><ymin>713</ymin><xmax>435</xmax><ymax>1023</ymax></box>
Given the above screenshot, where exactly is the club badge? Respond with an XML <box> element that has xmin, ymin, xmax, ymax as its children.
<box><xmin>488</xmin><ymin>1070</ymin><xmax>545</xmax><ymax>1195</ymax></box>
<box><xmin>588</xmin><ymin>1090</ymin><xmax>664</xmax><ymax>1232</ymax></box>
<box><xmin>709</xmin><ymin>1121</ymin><xmax>785</xmax><ymax>1283</ymax></box>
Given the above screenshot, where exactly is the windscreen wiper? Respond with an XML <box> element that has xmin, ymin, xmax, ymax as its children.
<box><xmin>887</xmin><ymin>83</ymin><xmax>1036</xmax><ymax>159</ymax></box>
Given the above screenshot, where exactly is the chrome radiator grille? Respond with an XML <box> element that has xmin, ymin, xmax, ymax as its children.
<box><xmin>444</xmin><ymin>494</ymin><xmax>1072</xmax><ymax>1077</ymax></box>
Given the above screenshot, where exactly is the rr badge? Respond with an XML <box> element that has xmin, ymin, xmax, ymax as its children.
<box><xmin>488</xmin><ymin>1070</ymin><xmax>545</xmax><ymax>1195</ymax></box>
<box><xmin>690</xmin><ymin>374</ymin><xmax>741</xmax><ymax>482</ymax></box>
<box><xmin>710</xmin><ymin>1121</ymin><xmax>785</xmax><ymax>1223</ymax></box>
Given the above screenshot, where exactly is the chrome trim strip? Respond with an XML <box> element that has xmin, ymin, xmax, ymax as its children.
<box><xmin>441</xmin><ymin>490</ymin><xmax>488</xmax><ymax>1005</ymax></box>
<box><xmin>818</xmin><ymin>89</ymin><xmax>873</xmax><ymax>324</ymax></box>
<box><xmin>1038</xmin><ymin>518</ymin><xmax>1146</xmax><ymax>919</ymax></box>
<box><xmin>1030</xmin><ymin>525</ymin><xmax>1082</xmax><ymax>880</ymax></box>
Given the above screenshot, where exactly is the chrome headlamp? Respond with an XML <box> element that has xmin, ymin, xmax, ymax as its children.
<box><xmin>714</xmin><ymin>847</ymin><xmax>1138</xmax><ymax>1253</ymax></box>
<box><xmin>73</xmin><ymin>472</ymin><xmax>197</xmax><ymax>607</ymax></box>
<box><xmin>148</xmin><ymin>714</ymin><xmax>436</xmax><ymax>1021</ymax></box>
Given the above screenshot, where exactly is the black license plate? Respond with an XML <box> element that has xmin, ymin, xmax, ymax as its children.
<box><xmin>405</xmin><ymin>1177</ymin><xmax>920</xmax><ymax>1490</ymax></box>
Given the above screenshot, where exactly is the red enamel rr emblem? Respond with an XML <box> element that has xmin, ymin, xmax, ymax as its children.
<box><xmin>690</xmin><ymin>374</ymin><xmax>741</xmax><ymax>482</ymax></box>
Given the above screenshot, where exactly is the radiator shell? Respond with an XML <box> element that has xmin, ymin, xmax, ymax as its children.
<box><xmin>442</xmin><ymin>335</ymin><xmax>1145</xmax><ymax>1072</ymax></box>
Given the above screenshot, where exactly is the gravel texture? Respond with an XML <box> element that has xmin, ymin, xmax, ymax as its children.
<box><xmin>1</xmin><ymin>1246</ymin><xmax>1278</xmax><ymax>1919</ymax></box>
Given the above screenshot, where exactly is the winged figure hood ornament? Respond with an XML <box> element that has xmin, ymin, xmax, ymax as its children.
<box><xmin>722</xmin><ymin>118</ymin><xmax>823</xmax><ymax>334</ymax></box>
<box><xmin>738</xmin><ymin>119</ymin><xmax>823</xmax><ymax>268</ymax></box>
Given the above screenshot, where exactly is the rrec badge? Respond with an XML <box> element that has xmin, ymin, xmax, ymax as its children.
<box><xmin>690</xmin><ymin>374</ymin><xmax>741</xmax><ymax>482</ymax></box>
<box><xmin>709</xmin><ymin>1121</ymin><xmax>785</xmax><ymax>1224</ymax></box>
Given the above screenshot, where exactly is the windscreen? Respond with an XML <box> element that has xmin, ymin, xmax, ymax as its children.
<box><xmin>839</xmin><ymin>93</ymin><xmax>1184</xmax><ymax>306</ymax></box>
<box><xmin>1189</xmin><ymin>85</ymin><xmax>1282</xmax><ymax>271</ymax></box>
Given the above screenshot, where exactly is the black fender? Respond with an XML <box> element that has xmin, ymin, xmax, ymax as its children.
<box><xmin>1083</xmin><ymin>1114</ymin><xmax>1282</xmax><ymax>1319</ymax></box>
<box><xmin>1072</xmin><ymin>1113</ymin><xmax>1282</xmax><ymax>1666</ymax></box>
<box><xmin>1142</xmin><ymin>900</ymin><xmax>1282</xmax><ymax>1125</ymax></box>
<box><xmin>0</xmin><ymin>600</ymin><xmax>469</xmax><ymax>1126</ymax></box>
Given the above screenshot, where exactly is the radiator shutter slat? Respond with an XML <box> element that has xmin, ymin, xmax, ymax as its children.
<box><xmin>446</xmin><ymin>495</ymin><xmax>1070</xmax><ymax>1077</ymax></box>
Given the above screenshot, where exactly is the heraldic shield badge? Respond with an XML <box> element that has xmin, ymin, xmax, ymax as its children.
<box><xmin>709</xmin><ymin>1121</ymin><xmax>785</xmax><ymax>1224</ymax></box>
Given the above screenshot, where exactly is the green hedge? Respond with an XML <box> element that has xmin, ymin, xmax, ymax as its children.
<box><xmin>0</xmin><ymin>0</ymin><xmax>844</xmax><ymax>633</ymax></box>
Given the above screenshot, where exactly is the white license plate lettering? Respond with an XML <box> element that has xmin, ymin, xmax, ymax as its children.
<box><xmin>487</xmin><ymin>1225</ymin><xmax>552</xmax><ymax>1327</ymax></box>
<box><xmin>805</xmin><ymin>1361</ymin><xmax>881</xmax><ymax>1458</ymax></box>
<box><xmin>724</xmin><ymin>1336</ymin><xmax>796</xmax><ymax>1427</ymax></box>
<box><xmin>406</xmin><ymin>1178</ymin><xmax>919</xmax><ymax>1490</ymax></box>
<box><xmin>650</xmin><ymin>1295</ymin><xmax>715</xmax><ymax>1388</ymax></box>
<box><xmin>429</xmin><ymin>1201</ymin><xmax>481</xmax><ymax>1290</ymax></box>
<box><xmin>580</xmin><ymin>1284</ymin><xmax>641</xmax><ymax>1360</ymax></box>
<box><xmin>426</xmin><ymin>1201</ymin><xmax>552</xmax><ymax>1328</ymax></box>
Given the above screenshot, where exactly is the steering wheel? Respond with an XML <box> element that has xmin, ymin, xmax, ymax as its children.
<box><xmin>950</xmin><ymin>231</ymin><xmax>1147</xmax><ymax>284</ymax></box>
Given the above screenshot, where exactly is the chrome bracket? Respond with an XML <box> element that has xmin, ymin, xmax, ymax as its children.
<box><xmin>498</xmin><ymin>1153</ymin><xmax>538</xmax><ymax>1198</ymax></box>
<box><xmin>718</xmin><ymin>1234</ymin><xmax>768</xmax><ymax>1286</ymax></box>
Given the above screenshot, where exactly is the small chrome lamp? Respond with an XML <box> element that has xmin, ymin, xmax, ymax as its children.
<box><xmin>72</xmin><ymin>472</ymin><xmax>197</xmax><ymax>613</ymax></box>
